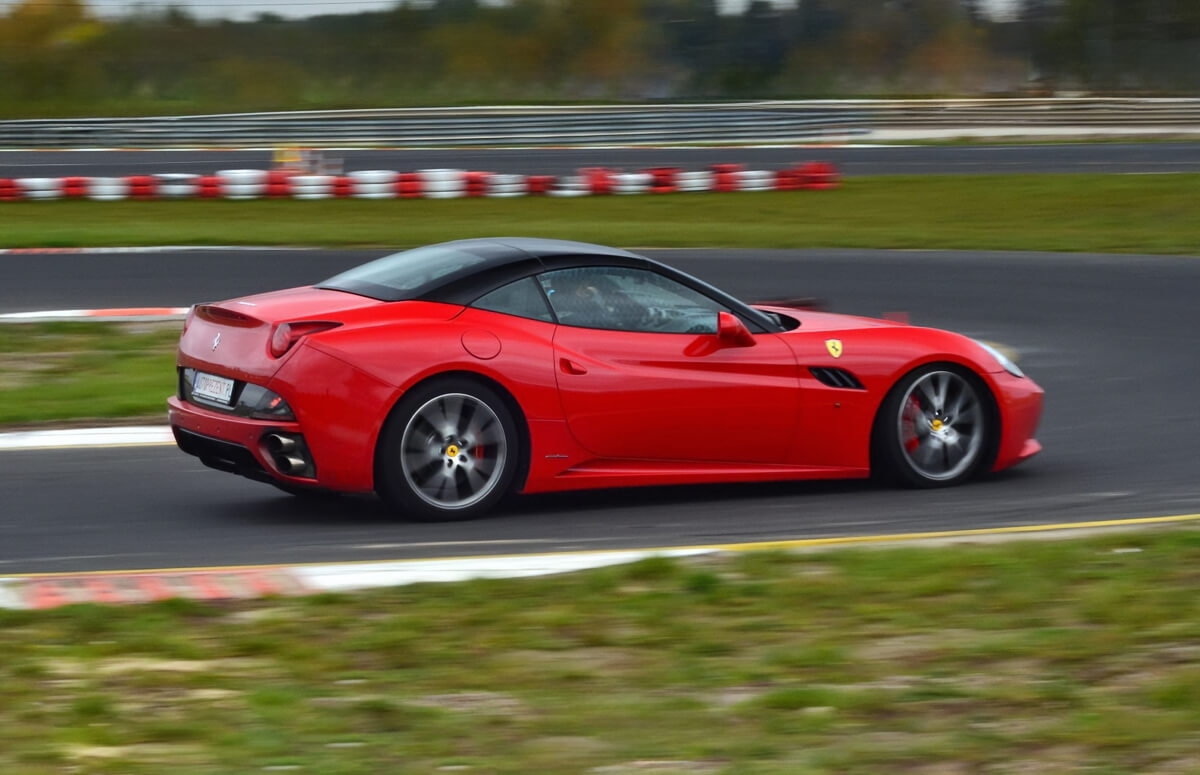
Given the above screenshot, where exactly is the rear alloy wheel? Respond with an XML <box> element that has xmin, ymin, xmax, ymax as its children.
<box><xmin>877</xmin><ymin>365</ymin><xmax>992</xmax><ymax>487</ymax></box>
<box><xmin>377</xmin><ymin>379</ymin><xmax>519</xmax><ymax>521</ymax></box>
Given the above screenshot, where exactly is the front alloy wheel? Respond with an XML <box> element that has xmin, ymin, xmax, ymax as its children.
<box><xmin>877</xmin><ymin>365</ymin><xmax>993</xmax><ymax>487</ymax></box>
<box><xmin>377</xmin><ymin>379</ymin><xmax>519</xmax><ymax>521</ymax></box>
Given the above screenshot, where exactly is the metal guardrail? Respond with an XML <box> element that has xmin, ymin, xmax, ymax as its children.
<box><xmin>0</xmin><ymin>103</ymin><xmax>867</xmax><ymax>149</ymax></box>
<box><xmin>839</xmin><ymin>97</ymin><xmax>1200</xmax><ymax>127</ymax></box>
<box><xmin>0</xmin><ymin>98</ymin><xmax>1197</xmax><ymax>149</ymax></box>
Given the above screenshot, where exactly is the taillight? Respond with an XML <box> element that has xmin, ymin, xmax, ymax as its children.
<box><xmin>269</xmin><ymin>321</ymin><xmax>341</xmax><ymax>358</ymax></box>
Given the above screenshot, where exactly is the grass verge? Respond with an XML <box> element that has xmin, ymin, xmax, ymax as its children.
<box><xmin>0</xmin><ymin>174</ymin><xmax>1198</xmax><ymax>254</ymax></box>
<box><xmin>2</xmin><ymin>528</ymin><xmax>1199</xmax><ymax>773</ymax></box>
<box><xmin>0</xmin><ymin>322</ymin><xmax>179</xmax><ymax>427</ymax></box>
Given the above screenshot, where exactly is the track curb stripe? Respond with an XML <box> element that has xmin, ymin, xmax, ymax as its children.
<box><xmin>0</xmin><ymin>569</ymin><xmax>317</xmax><ymax>610</ymax></box>
<box><xmin>2</xmin><ymin>514</ymin><xmax>1198</xmax><ymax>610</ymax></box>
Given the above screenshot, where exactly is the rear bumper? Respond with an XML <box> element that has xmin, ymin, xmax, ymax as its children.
<box><xmin>173</xmin><ymin>426</ymin><xmax>274</xmax><ymax>482</ymax></box>
<box><xmin>168</xmin><ymin>396</ymin><xmax>309</xmax><ymax>485</ymax></box>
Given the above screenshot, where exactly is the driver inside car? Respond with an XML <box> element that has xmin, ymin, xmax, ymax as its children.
<box><xmin>545</xmin><ymin>270</ymin><xmax>631</xmax><ymax>329</ymax></box>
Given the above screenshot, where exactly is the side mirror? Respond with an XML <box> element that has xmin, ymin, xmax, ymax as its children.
<box><xmin>717</xmin><ymin>311</ymin><xmax>756</xmax><ymax>348</ymax></box>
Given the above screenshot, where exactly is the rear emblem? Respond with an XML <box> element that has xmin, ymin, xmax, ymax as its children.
<box><xmin>212</xmin><ymin>333</ymin><xmax>221</xmax><ymax>351</ymax></box>
<box><xmin>825</xmin><ymin>339</ymin><xmax>843</xmax><ymax>358</ymax></box>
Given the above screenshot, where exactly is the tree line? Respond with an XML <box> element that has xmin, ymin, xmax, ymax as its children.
<box><xmin>1</xmin><ymin>0</ymin><xmax>1198</xmax><ymax>119</ymax></box>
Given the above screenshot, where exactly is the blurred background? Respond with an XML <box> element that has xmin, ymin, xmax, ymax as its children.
<box><xmin>1</xmin><ymin>0</ymin><xmax>1197</xmax><ymax>120</ymax></box>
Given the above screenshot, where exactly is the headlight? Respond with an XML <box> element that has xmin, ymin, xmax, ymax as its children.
<box><xmin>975</xmin><ymin>340</ymin><xmax>1024</xmax><ymax>379</ymax></box>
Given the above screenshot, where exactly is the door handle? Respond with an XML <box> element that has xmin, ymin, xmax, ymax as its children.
<box><xmin>559</xmin><ymin>358</ymin><xmax>588</xmax><ymax>375</ymax></box>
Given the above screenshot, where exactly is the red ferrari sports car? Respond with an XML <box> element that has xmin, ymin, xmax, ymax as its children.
<box><xmin>168</xmin><ymin>237</ymin><xmax>1043</xmax><ymax>521</ymax></box>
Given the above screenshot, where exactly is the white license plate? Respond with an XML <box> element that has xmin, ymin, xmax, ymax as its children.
<box><xmin>193</xmin><ymin>372</ymin><xmax>235</xmax><ymax>404</ymax></box>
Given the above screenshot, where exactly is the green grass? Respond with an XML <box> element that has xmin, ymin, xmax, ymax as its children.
<box><xmin>1</xmin><ymin>174</ymin><xmax>1198</xmax><ymax>254</ymax></box>
<box><xmin>3</xmin><ymin>529</ymin><xmax>1200</xmax><ymax>773</ymax></box>
<box><xmin>0</xmin><ymin>322</ymin><xmax>179</xmax><ymax>427</ymax></box>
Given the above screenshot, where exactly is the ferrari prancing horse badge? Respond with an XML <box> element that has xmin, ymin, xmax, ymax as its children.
<box><xmin>825</xmin><ymin>339</ymin><xmax>843</xmax><ymax>358</ymax></box>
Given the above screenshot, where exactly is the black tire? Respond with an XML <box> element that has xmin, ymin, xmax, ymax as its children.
<box><xmin>873</xmin><ymin>364</ymin><xmax>995</xmax><ymax>488</ymax></box>
<box><xmin>375</xmin><ymin>378</ymin><xmax>520</xmax><ymax>521</ymax></box>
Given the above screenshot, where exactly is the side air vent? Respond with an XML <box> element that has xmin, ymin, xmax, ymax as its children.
<box><xmin>809</xmin><ymin>367</ymin><xmax>865</xmax><ymax>390</ymax></box>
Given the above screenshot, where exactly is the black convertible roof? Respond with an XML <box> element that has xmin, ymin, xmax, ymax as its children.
<box><xmin>316</xmin><ymin>237</ymin><xmax>784</xmax><ymax>333</ymax></box>
<box><xmin>317</xmin><ymin>237</ymin><xmax>651</xmax><ymax>304</ymax></box>
<box><xmin>476</xmin><ymin>237</ymin><xmax>644</xmax><ymax>261</ymax></box>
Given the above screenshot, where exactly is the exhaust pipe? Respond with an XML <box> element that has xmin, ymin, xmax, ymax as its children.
<box><xmin>261</xmin><ymin>432</ymin><xmax>315</xmax><ymax>478</ymax></box>
<box><xmin>265</xmin><ymin>433</ymin><xmax>296</xmax><ymax>454</ymax></box>
<box><xmin>280</xmin><ymin>455</ymin><xmax>308</xmax><ymax>475</ymax></box>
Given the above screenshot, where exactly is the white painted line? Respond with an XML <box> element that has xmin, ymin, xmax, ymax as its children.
<box><xmin>291</xmin><ymin>548</ymin><xmax>714</xmax><ymax>593</ymax></box>
<box><xmin>0</xmin><ymin>246</ymin><xmax>305</xmax><ymax>254</ymax></box>
<box><xmin>0</xmin><ymin>309</ymin><xmax>93</xmax><ymax>320</ymax></box>
<box><xmin>0</xmin><ymin>425</ymin><xmax>174</xmax><ymax>451</ymax></box>
<box><xmin>0</xmin><ymin>308</ymin><xmax>188</xmax><ymax>323</ymax></box>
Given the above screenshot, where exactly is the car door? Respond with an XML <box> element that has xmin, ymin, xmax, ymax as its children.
<box><xmin>541</xmin><ymin>266</ymin><xmax>802</xmax><ymax>464</ymax></box>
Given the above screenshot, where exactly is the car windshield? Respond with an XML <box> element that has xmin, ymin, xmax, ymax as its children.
<box><xmin>317</xmin><ymin>244</ymin><xmax>497</xmax><ymax>301</ymax></box>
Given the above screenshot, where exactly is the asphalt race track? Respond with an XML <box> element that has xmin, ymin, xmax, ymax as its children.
<box><xmin>2</xmin><ymin>247</ymin><xmax>1199</xmax><ymax>575</ymax></box>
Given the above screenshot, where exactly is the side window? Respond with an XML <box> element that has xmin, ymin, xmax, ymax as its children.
<box><xmin>472</xmin><ymin>277</ymin><xmax>554</xmax><ymax>322</ymax></box>
<box><xmin>539</xmin><ymin>267</ymin><xmax>726</xmax><ymax>334</ymax></box>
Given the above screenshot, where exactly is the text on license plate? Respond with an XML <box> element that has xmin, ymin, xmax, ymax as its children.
<box><xmin>193</xmin><ymin>372</ymin><xmax>235</xmax><ymax>404</ymax></box>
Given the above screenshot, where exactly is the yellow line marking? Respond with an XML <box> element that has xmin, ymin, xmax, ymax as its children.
<box><xmin>701</xmin><ymin>513</ymin><xmax>1200</xmax><ymax>553</ymax></box>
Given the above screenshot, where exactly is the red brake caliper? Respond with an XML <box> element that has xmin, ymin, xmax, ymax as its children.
<box><xmin>902</xmin><ymin>396</ymin><xmax>922</xmax><ymax>453</ymax></box>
